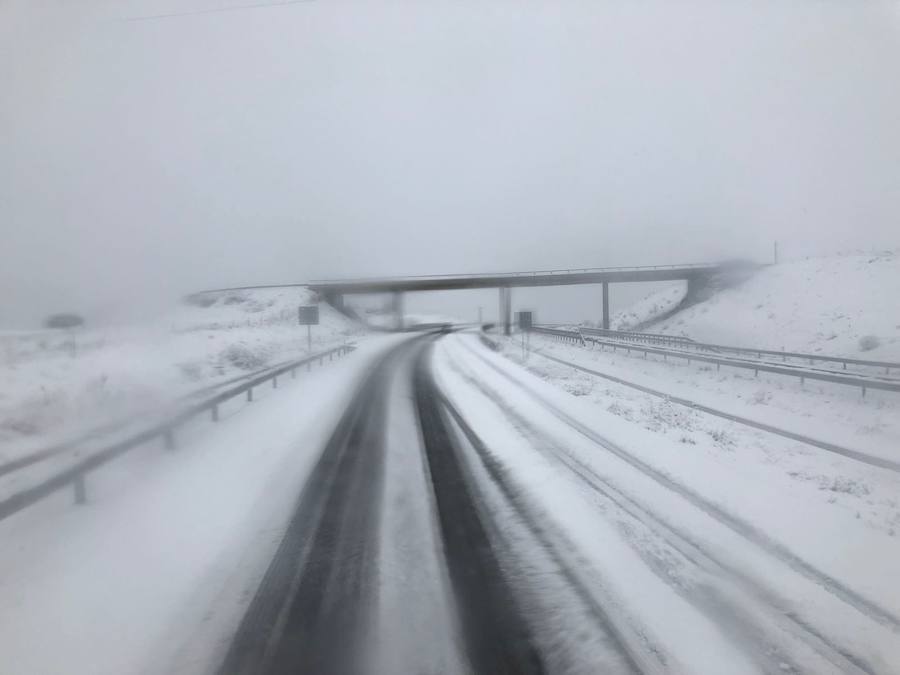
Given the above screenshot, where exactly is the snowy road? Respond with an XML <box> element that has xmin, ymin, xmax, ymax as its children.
<box><xmin>2</xmin><ymin>330</ymin><xmax>898</xmax><ymax>674</ymax></box>
<box><xmin>219</xmin><ymin>331</ymin><xmax>900</xmax><ymax>674</ymax></box>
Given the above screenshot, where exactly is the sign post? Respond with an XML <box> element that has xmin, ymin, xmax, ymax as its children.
<box><xmin>297</xmin><ymin>305</ymin><xmax>320</xmax><ymax>352</ymax></box>
<box><xmin>517</xmin><ymin>311</ymin><xmax>533</xmax><ymax>360</ymax></box>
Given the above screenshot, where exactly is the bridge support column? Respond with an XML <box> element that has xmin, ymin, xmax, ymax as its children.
<box><xmin>499</xmin><ymin>287</ymin><xmax>512</xmax><ymax>336</ymax></box>
<box><xmin>602</xmin><ymin>282</ymin><xmax>610</xmax><ymax>330</ymax></box>
<box><xmin>322</xmin><ymin>290</ymin><xmax>344</xmax><ymax>312</ymax></box>
<box><xmin>392</xmin><ymin>291</ymin><xmax>404</xmax><ymax>331</ymax></box>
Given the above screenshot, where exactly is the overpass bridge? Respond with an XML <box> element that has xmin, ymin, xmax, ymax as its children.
<box><xmin>201</xmin><ymin>263</ymin><xmax>739</xmax><ymax>334</ymax></box>
<box><xmin>218</xmin><ymin>261</ymin><xmax>740</xmax><ymax>334</ymax></box>
<box><xmin>306</xmin><ymin>263</ymin><xmax>728</xmax><ymax>333</ymax></box>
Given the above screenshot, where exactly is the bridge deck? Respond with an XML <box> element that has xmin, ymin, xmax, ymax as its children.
<box><xmin>306</xmin><ymin>263</ymin><xmax>725</xmax><ymax>294</ymax></box>
<box><xmin>196</xmin><ymin>262</ymin><xmax>740</xmax><ymax>297</ymax></box>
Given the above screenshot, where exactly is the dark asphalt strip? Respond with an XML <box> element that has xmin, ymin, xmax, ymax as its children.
<box><xmin>218</xmin><ymin>345</ymin><xmax>402</xmax><ymax>675</ymax></box>
<box><xmin>413</xmin><ymin>342</ymin><xmax>545</xmax><ymax>675</ymax></box>
<box><xmin>437</xmin><ymin>393</ymin><xmax>645</xmax><ymax>674</ymax></box>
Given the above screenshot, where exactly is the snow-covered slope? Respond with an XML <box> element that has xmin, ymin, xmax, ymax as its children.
<box><xmin>607</xmin><ymin>282</ymin><xmax>688</xmax><ymax>331</ymax></box>
<box><xmin>648</xmin><ymin>253</ymin><xmax>900</xmax><ymax>360</ymax></box>
<box><xmin>0</xmin><ymin>288</ymin><xmax>363</xmax><ymax>458</ymax></box>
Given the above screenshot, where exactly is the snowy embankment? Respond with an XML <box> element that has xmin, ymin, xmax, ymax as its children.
<box><xmin>439</xmin><ymin>335</ymin><xmax>900</xmax><ymax>673</ymax></box>
<box><xmin>502</xmin><ymin>252</ymin><xmax>900</xmax><ymax>536</ymax></box>
<box><xmin>649</xmin><ymin>252</ymin><xmax>900</xmax><ymax>360</ymax></box>
<box><xmin>0</xmin><ymin>287</ymin><xmax>363</xmax><ymax>463</ymax></box>
<box><xmin>0</xmin><ymin>336</ymin><xmax>406</xmax><ymax>675</ymax></box>
<box><xmin>608</xmin><ymin>281</ymin><xmax>688</xmax><ymax>330</ymax></box>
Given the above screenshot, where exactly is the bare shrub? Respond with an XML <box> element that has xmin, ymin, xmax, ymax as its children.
<box><xmin>222</xmin><ymin>343</ymin><xmax>269</xmax><ymax>370</ymax></box>
<box><xmin>44</xmin><ymin>313</ymin><xmax>84</xmax><ymax>329</ymax></box>
<box><xmin>184</xmin><ymin>293</ymin><xmax>217</xmax><ymax>308</ymax></box>
<box><xmin>858</xmin><ymin>335</ymin><xmax>880</xmax><ymax>352</ymax></box>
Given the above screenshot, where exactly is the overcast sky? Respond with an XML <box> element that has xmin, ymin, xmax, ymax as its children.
<box><xmin>2</xmin><ymin>0</ymin><xmax>899</xmax><ymax>325</ymax></box>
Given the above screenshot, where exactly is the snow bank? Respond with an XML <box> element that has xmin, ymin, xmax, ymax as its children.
<box><xmin>649</xmin><ymin>252</ymin><xmax>900</xmax><ymax>359</ymax></box>
<box><xmin>604</xmin><ymin>282</ymin><xmax>688</xmax><ymax>331</ymax></box>
<box><xmin>0</xmin><ymin>287</ymin><xmax>363</xmax><ymax>459</ymax></box>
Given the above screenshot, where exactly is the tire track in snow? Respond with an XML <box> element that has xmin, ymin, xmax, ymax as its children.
<box><xmin>219</xmin><ymin>345</ymin><xmax>401</xmax><ymax>675</ymax></box>
<box><xmin>444</xmin><ymin>345</ymin><xmax>875</xmax><ymax>675</ymax></box>
<box><xmin>457</xmin><ymin>339</ymin><xmax>900</xmax><ymax>638</ymax></box>
<box><xmin>413</xmin><ymin>342</ymin><xmax>547</xmax><ymax>675</ymax></box>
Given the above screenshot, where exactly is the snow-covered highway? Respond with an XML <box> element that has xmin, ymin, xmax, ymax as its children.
<box><xmin>216</xmin><ymin>330</ymin><xmax>900</xmax><ymax>673</ymax></box>
<box><xmin>2</xmin><ymin>329</ymin><xmax>899</xmax><ymax>674</ymax></box>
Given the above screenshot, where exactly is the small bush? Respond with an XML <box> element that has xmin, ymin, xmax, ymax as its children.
<box><xmin>708</xmin><ymin>428</ymin><xmax>735</xmax><ymax>449</ymax></box>
<box><xmin>222</xmin><ymin>344</ymin><xmax>269</xmax><ymax>370</ymax></box>
<box><xmin>184</xmin><ymin>293</ymin><xmax>217</xmax><ymax>308</ymax></box>
<box><xmin>751</xmin><ymin>389</ymin><xmax>772</xmax><ymax>405</ymax></box>
<box><xmin>44</xmin><ymin>313</ymin><xmax>84</xmax><ymax>329</ymax></box>
<box><xmin>858</xmin><ymin>335</ymin><xmax>880</xmax><ymax>352</ymax></box>
<box><xmin>821</xmin><ymin>476</ymin><xmax>870</xmax><ymax>497</ymax></box>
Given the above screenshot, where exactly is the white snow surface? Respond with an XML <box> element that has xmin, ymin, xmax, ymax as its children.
<box><xmin>437</xmin><ymin>333</ymin><xmax>900</xmax><ymax>673</ymax></box>
<box><xmin>605</xmin><ymin>281</ymin><xmax>688</xmax><ymax>331</ymax></box>
<box><xmin>0</xmin><ymin>334</ymin><xmax>407</xmax><ymax>675</ymax></box>
<box><xmin>0</xmin><ymin>287</ymin><xmax>363</xmax><ymax>462</ymax></box>
<box><xmin>649</xmin><ymin>252</ymin><xmax>900</xmax><ymax>360</ymax></box>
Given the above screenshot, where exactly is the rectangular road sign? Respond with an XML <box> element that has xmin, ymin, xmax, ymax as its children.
<box><xmin>298</xmin><ymin>305</ymin><xmax>319</xmax><ymax>325</ymax></box>
<box><xmin>517</xmin><ymin>310</ymin><xmax>533</xmax><ymax>329</ymax></box>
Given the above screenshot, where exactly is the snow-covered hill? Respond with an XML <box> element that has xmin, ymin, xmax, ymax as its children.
<box><xmin>647</xmin><ymin>253</ymin><xmax>900</xmax><ymax>360</ymax></box>
<box><xmin>0</xmin><ymin>288</ymin><xmax>363</xmax><ymax>458</ymax></box>
<box><xmin>608</xmin><ymin>282</ymin><xmax>688</xmax><ymax>331</ymax></box>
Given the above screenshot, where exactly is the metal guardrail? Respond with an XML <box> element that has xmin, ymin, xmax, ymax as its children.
<box><xmin>0</xmin><ymin>344</ymin><xmax>355</xmax><ymax>523</ymax></box>
<box><xmin>530</xmin><ymin>327</ymin><xmax>900</xmax><ymax>397</ymax></box>
<box><xmin>575</xmin><ymin>327</ymin><xmax>899</xmax><ymax>374</ymax></box>
<box><xmin>577</xmin><ymin>326</ymin><xmax>696</xmax><ymax>348</ymax></box>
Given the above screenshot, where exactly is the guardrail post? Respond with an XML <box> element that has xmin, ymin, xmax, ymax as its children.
<box><xmin>211</xmin><ymin>404</ymin><xmax>219</xmax><ymax>422</ymax></box>
<box><xmin>163</xmin><ymin>429</ymin><xmax>175</xmax><ymax>450</ymax></box>
<box><xmin>73</xmin><ymin>474</ymin><xmax>86</xmax><ymax>505</ymax></box>
<box><xmin>272</xmin><ymin>376</ymin><xmax>278</xmax><ymax>389</ymax></box>
<box><xmin>861</xmin><ymin>386</ymin><xmax>867</xmax><ymax>399</ymax></box>
<box><xmin>247</xmin><ymin>388</ymin><xmax>253</xmax><ymax>402</ymax></box>
<box><xmin>291</xmin><ymin>367</ymin><xmax>296</xmax><ymax>379</ymax></box>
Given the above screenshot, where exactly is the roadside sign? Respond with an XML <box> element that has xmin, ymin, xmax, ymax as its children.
<box><xmin>298</xmin><ymin>305</ymin><xmax>319</xmax><ymax>352</ymax></box>
<box><xmin>298</xmin><ymin>305</ymin><xmax>319</xmax><ymax>326</ymax></box>
<box><xmin>517</xmin><ymin>311</ymin><xmax>533</xmax><ymax>329</ymax></box>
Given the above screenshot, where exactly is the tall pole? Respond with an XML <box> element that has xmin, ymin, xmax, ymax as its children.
<box><xmin>393</xmin><ymin>291</ymin><xmax>404</xmax><ymax>331</ymax></box>
<box><xmin>504</xmin><ymin>287</ymin><xmax>512</xmax><ymax>336</ymax></box>
<box><xmin>602</xmin><ymin>282</ymin><xmax>610</xmax><ymax>330</ymax></box>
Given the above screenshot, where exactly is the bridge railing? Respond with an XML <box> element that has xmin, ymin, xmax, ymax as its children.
<box><xmin>307</xmin><ymin>262</ymin><xmax>723</xmax><ymax>285</ymax></box>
